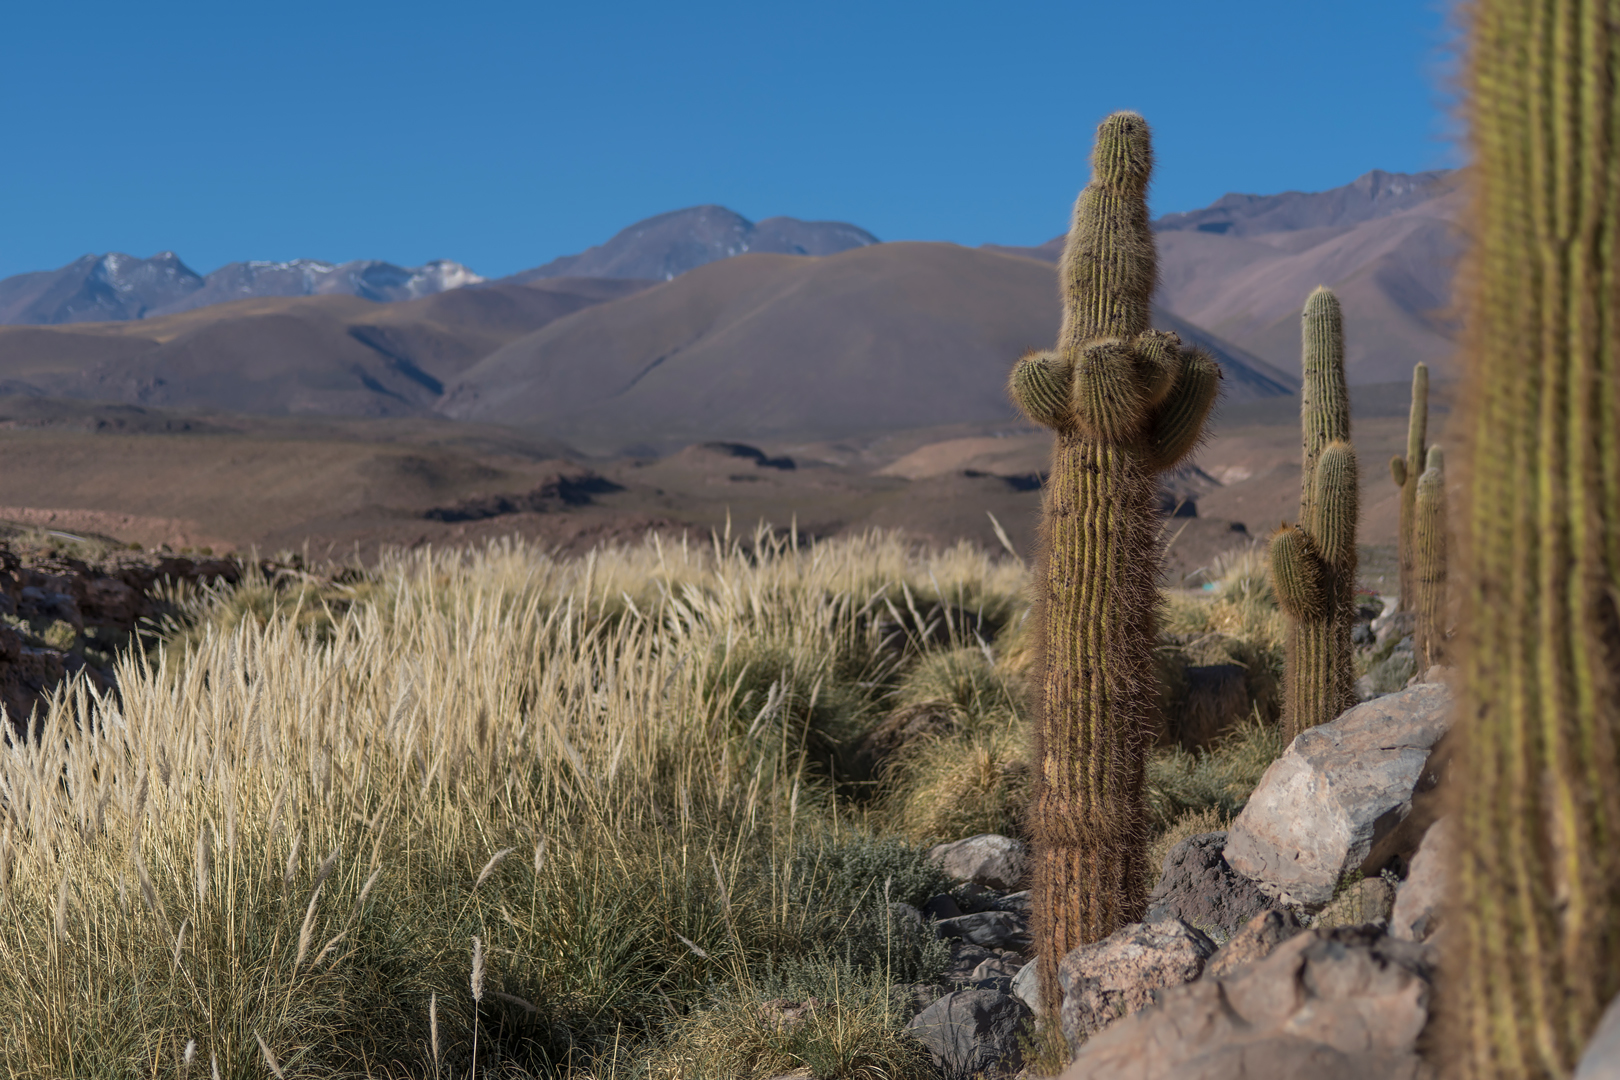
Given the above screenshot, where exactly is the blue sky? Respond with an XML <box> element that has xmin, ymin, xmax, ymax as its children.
<box><xmin>0</xmin><ymin>1</ymin><xmax>1458</xmax><ymax>280</ymax></box>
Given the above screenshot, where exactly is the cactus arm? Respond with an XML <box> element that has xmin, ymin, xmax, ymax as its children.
<box><xmin>1310</xmin><ymin>441</ymin><xmax>1359</xmax><ymax>569</ymax></box>
<box><xmin>1134</xmin><ymin>329</ymin><xmax>1182</xmax><ymax>409</ymax></box>
<box><xmin>1142</xmin><ymin>345</ymin><xmax>1222</xmax><ymax>472</ymax></box>
<box><xmin>1390</xmin><ymin>455</ymin><xmax>1407</xmax><ymax>487</ymax></box>
<box><xmin>1269</xmin><ymin>525</ymin><xmax>1328</xmax><ymax>621</ymax></box>
<box><xmin>1010</xmin><ymin>349</ymin><xmax>1074</xmax><ymax>430</ymax></box>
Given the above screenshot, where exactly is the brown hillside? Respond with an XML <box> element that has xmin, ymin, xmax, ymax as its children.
<box><xmin>0</xmin><ymin>279</ymin><xmax>651</xmax><ymax>415</ymax></box>
<box><xmin>439</xmin><ymin>243</ymin><xmax>1295</xmax><ymax>453</ymax></box>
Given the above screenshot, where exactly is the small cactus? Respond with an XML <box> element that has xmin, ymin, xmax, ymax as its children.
<box><xmin>1008</xmin><ymin>112</ymin><xmax>1221</xmax><ymax>1016</ymax></box>
<box><xmin>1269</xmin><ymin>288</ymin><xmax>1359</xmax><ymax>740</ymax></box>
<box><xmin>1389</xmin><ymin>363</ymin><xmax>1429</xmax><ymax>613</ymax></box>
<box><xmin>1413</xmin><ymin>446</ymin><xmax>1446</xmax><ymax>671</ymax></box>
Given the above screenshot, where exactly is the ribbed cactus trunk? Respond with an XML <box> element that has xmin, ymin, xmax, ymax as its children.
<box><xmin>1391</xmin><ymin>363</ymin><xmax>1429</xmax><ymax>612</ymax></box>
<box><xmin>1009</xmin><ymin>112</ymin><xmax>1220</xmax><ymax>1016</ymax></box>
<box><xmin>1413</xmin><ymin>446</ymin><xmax>1446</xmax><ymax>672</ymax></box>
<box><xmin>1448</xmin><ymin>1</ymin><xmax>1620</xmax><ymax>1076</ymax></box>
<box><xmin>1270</xmin><ymin>289</ymin><xmax>1359</xmax><ymax>741</ymax></box>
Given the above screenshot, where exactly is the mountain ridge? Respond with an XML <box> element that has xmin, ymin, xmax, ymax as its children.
<box><xmin>984</xmin><ymin>168</ymin><xmax>1462</xmax><ymax>381</ymax></box>
<box><xmin>0</xmin><ymin>252</ymin><xmax>486</xmax><ymax>327</ymax></box>
<box><xmin>503</xmin><ymin>206</ymin><xmax>879</xmax><ymax>283</ymax></box>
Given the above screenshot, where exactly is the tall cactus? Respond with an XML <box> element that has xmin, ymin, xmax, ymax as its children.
<box><xmin>1008</xmin><ymin>112</ymin><xmax>1220</xmax><ymax>1014</ymax></box>
<box><xmin>1447</xmin><ymin>1</ymin><xmax>1620</xmax><ymax>1076</ymax></box>
<box><xmin>1413</xmin><ymin>446</ymin><xmax>1446</xmax><ymax>672</ymax></box>
<box><xmin>1389</xmin><ymin>362</ymin><xmax>1429</xmax><ymax>612</ymax></box>
<box><xmin>1269</xmin><ymin>288</ymin><xmax>1359</xmax><ymax>741</ymax></box>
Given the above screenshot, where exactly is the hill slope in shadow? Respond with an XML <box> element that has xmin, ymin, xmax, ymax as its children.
<box><xmin>440</xmin><ymin>243</ymin><xmax>1296</xmax><ymax>453</ymax></box>
<box><xmin>0</xmin><ymin>278</ymin><xmax>652</xmax><ymax>416</ymax></box>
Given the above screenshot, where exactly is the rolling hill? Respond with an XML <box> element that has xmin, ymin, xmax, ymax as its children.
<box><xmin>0</xmin><ymin>278</ymin><xmax>652</xmax><ymax>415</ymax></box>
<box><xmin>439</xmin><ymin>242</ymin><xmax>1296</xmax><ymax>453</ymax></box>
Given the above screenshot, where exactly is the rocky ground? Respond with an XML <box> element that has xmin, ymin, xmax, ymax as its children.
<box><xmin>843</xmin><ymin>668</ymin><xmax>1620</xmax><ymax>1080</ymax></box>
<box><xmin>0</xmin><ymin>533</ymin><xmax>241</xmax><ymax>735</ymax></box>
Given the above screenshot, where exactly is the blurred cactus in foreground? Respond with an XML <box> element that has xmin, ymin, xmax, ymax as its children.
<box><xmin>1447</xmin><ymin>0</ymin><xmax>1620</xmax><ymax>1076</ymax></box>
<box><xmin>1007</xmin><ymin>111</ymin><xmax>1220</xmax><ymax>1014</ymax></box>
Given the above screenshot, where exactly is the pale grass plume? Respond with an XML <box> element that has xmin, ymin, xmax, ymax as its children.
<box><xmin>313</xmin><ymin>928</ymin><xmax>349</xmax><ymax>967</ymax></box>
<box><xmin>313</xmin><ymin>845</ymin><xmax>340</xmax><ymax>890</ymax></box>
<box><xmin>0</xmin><ymin>823</ymin><xmax>11</xmax><ymax>905</ymax></box>
<box><xmin>470</xmin><ymin>934</ymin><xmax>485</xmax><ymax>1002</ymax></box>
<box><xmin>533</xmin><ymin>835</ymin><xmax>546</xmax><ymax>876</ymax></box>
<box><xmin>474</xmin><ymin>846</ymin><xmax>514</xmax><ymax>889</ymax></box>
<box><xmin>283</xmin><ymin>834</ymin><xmax>302</xmax><ymax>888</ymax></box>
<box><xmin>430</xmin><ymin>991</ymin><xmax>441</xmax><ymax>1068</ymax></box>
<box><xmin>172</xmin><ymin>917</ymin><xmax>190</xmax><ymax>970</ymax></box>
<box><xmin>211</xmin><ymin>1052</ymin><xmax>220</xmax><ymax>1080</ymax></box>
<box><xmin>674</xmin><ymin>932</ymin><xmax>709</xmax><ymax>959</ymax></box>
<box><xmin>195</xmin><ymin>821</ymin><xmax>212</xmax><ymax>905</ymax></box>
<box><xmin>492</xmin><ymin>989</ymin><xmax>537</xmax><ymax>1012</ymax></box>
<box><xmin>255</xmin><ymin>1032</ymin><xmax>286</xmax><ymax>1079</ymax></box>
<box><xmin>344</xmin><ymin>866</ymin><xmax>382</xmax><ymax>928</ymax></box>
<box><xmin>295</xmin><ymin>883</ymin><xmax>324</xmax><ymax>968</ymax></box>
<box><xmin>53</xmin><ymin>869</ymin><xmax>70</xmax><ymax>940</ymax></box>
<box><xmin>183</xmin><ymin>1038</ymin><xmax>196</xmax><ymax>1067</ymax></box>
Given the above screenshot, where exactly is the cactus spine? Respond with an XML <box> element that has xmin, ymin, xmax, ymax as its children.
<box><xmin>1390</xmin><ymin>362</ymin><xmax>1429</xmax><ymax>612</ymax></box>
<box><xmin>1413</xmin><ymin>446</ymin><xmax>1446</xmax><ymax>672</ymax></box>
<box><xmin>1448</xmin><ymin>1</ymin><xmax>1620</xmax><ymax>1075</ymax></box>
<box><xmin>1008</xmin><ymin>112</ymin><xmax>1220</xmax><ymax>1015</ymax></box>
<box><xmin>1269</xmin><ymin>288</ymin><xmax>1359</xmax><ymax>740</ymax></box>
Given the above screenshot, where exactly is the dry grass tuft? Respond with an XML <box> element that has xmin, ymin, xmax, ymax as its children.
<box><xmin>0</xmin><ymin>527</ymin><xmax>1023</xmax><ymax>1076</ymax></box>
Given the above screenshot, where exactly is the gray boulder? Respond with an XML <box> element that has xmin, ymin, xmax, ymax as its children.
<box><xmin>1224</xmin><ymin>682</ymin><xmax>1453</xmax><ymax>910</ymax></box>
<box><xmin>934</xmin><ymin>910</ymin><xmax>1031</xmax><ymax>951</ymax></box>
<box><xmin>906</xmin><ymin>988</ymin><xmax>1029</xmax><ymax>1078</ymax></box>
<box><xmin>1058</xmin><ymin>918</ymin><xmax>1217</xmax><ymax>1048</ymax></box>
<box><xmin>929</xmin><ymin>834</ymin><xmax>1028</xmax><ymax>890</ymax></box>
<box><xmin>1204</xmin><ymin>908</ymin><xmax>1305</xmax><ymax>980</ymax></box>
<box><xmin>1576</xmin><ymin>991</ymin><xmax>1620</xmax><ymax>1079</ymax></box>
<box><xmin>1060</xmin><ymin>926</ymin><xmax>1436</xmax><ymax>1080</ymax></box>
<box><xmin>940</xmin><ymin>942</ymin><xmax>998</xmax><ymax>984</ymax></box>
<box><xmin>1391</xmin><ymin>817</ymin><xmax>1451</xmax><ymax>942</ymax></box>
<box><xmin>1011</xmin><ymin>959</ymin><xmax>1042</xmax><ymax>1015</ymax></box>
<box><xmin>970</xmin><ymin>956</ymin><xmax>1025</xmax><ymax>982</ymax></box>
<box><xmin>1146</xmin><ymin>831</ymin><xmax>1277</xmax><ymax>939</ymax></box>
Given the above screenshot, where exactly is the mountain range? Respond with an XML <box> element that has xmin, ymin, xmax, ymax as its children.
<box><xmin>505</xmin><ymin>206</ymin><xmax>879</xmax><ymax>282</ymax></box>
<box><xmin>0</xmin><ymin>210</ymin><xmax>875</xmax><ymax>327</ymax></box>
<box><xmin>0</xmin><ymin>168</ymin><xmax>1460</xmax><ymax>450</ymax></box>
<box><xmin>0</xmin><ymin>253</ymin><xmax>485</xmax><ymax>326</ymax></box>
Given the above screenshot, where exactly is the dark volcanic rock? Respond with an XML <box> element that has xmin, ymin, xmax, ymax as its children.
<box><xmin>422</xmin><ymin>470</ymin><xmax>625</xmax><ymax>522</ymax></box>
<box><xmin>1146</xmin><ymin>831</ymin><xmax>1278</xmax><ymax>939</ymax></box>
<box><xmin>906</xmin><ymin>988</ymin><xmax>1029</xmax><ymax>1078</ymax></box>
